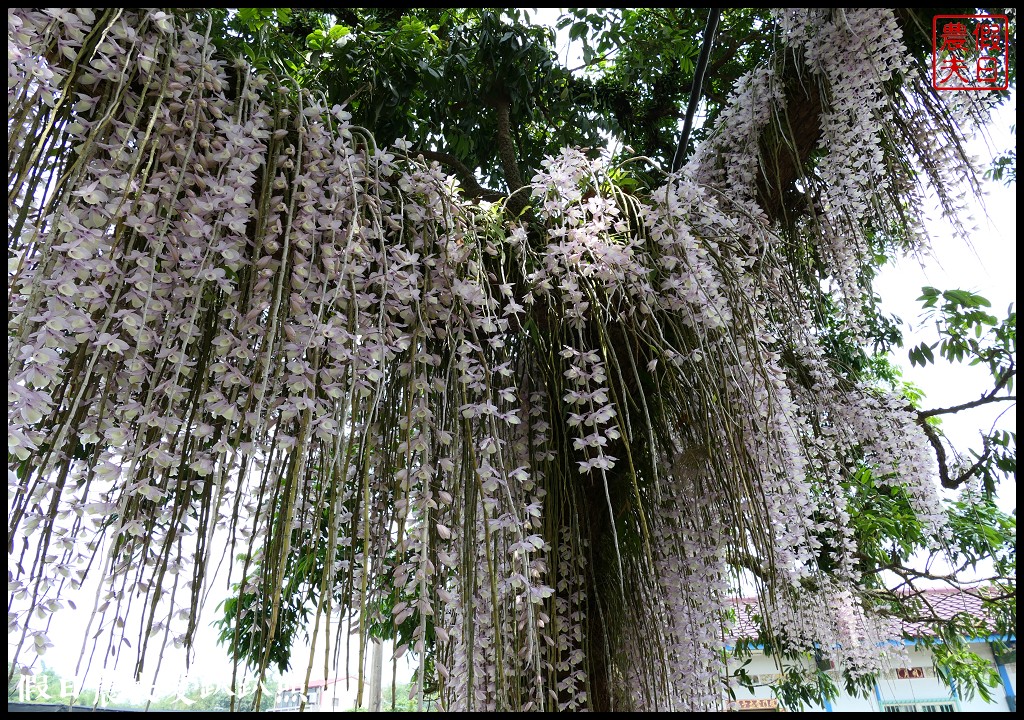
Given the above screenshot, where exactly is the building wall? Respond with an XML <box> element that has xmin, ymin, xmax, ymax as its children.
<box><xmin>727</xmin><ymin>641</ymin><xmax>1016</xmax><ymax>712</ymax></box>
<box><xmin>272</xmin><ymin>677</ymin><xmax>365</xmax><ymax>713</ymax></box>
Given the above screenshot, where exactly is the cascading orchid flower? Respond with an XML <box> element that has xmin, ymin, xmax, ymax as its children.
<box><xmin>7</xmin><ymin>7</ymin><xmax>987</xmax><ymax>712</ymax></box>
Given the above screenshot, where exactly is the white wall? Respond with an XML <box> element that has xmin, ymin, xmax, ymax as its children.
<box><xmin>727</xmin><ymin>640</ymin><xmax>1016</xmax><ymax>712</ymax></box>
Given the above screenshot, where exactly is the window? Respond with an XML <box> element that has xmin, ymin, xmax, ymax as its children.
<box><xmin>882</xmin><ymin>701</ymin><xmax>956</xmax><ymax>712</ymax></box>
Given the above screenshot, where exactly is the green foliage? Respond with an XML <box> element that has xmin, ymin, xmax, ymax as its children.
<box><xmin>382</xmin><ymin>681</ymin><xmax>425</xmax><ymax>712</ymax></box>
<box><xmin>914</xmin><ymin>287</ymin><xmax>1007</xmax><ymax>367</ymax></box>
<box><xmin>215</xmin><ymin>505</ymin><xmax>434</xmax><ymax>679</ymax></box>
<box><xmin>183</xmin><ymin>8</ymin><xmax>782</xmax><ymax>192</ymax></box>
<box><xmin>771</xmin><ymin>664</ymin><xmax>846</xmax><ymax>712</ymax></box>
<box><xmin>214</xmin><ymin>475</ymin><xmax>339</xmax><ymax>674</ymax></box>
<box><xmin>214</xmin><ymin>493</ymin><xmax>346</xmax><ymax>675</ymax></box>
<box><xmin>986</xmin><ymin>122</ymin><xmax>1016</xmax><ymax>186</ymax></box>
<box><xmin>729</xmin><ymin>627</ymin><xmax>874</xmax><ymax>710</ymax></box>
<box><xmin>910</xmin><ymin>287</ymin><xmax>1016</xmax><ymax>497</ymax></box>
<box><xmin>559</xmin><ymin>9</ymin><xmax>773</xmax><ymax>165</ymax></box>
<box><xmin>844</xmin><ymin>466</ymin><xmax>1016</xmax><ymax>586</ymax></box>
<box><xmin>186</xmin><ymin>6</ymin><xmax>1016</xmax><ymax>201</ymax></box>
<box><xmin>146</xmin><ymin>675</ymin><xmax>279</xmax><ymax>712</ymax></box>
<box><xmin>846</xmin><ymin>471</ymin><xmax>1014</xmax><ymax>703</ymax></box>
<box><xmin>215</xmin><ymin>573</ymin><xmax>308</xmax><ymax>675</ymax></box>
<box><xmin>927</xmin><ymin>632</ymin><xmax>1001</xmax><ymax>703</ymax></box>
<box><xmin>948</xmin><ymin>497</ymin><xmax>1016</xmax><ymax>582</ymax></box>
<box><xmin>197</xmin><ymin>9</ymin><xmax>609</xmax><ymax>191</ymax></box>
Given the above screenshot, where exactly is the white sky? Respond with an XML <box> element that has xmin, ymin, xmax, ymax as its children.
<box><xmin>874</xmin><ymin>96</ymin><xmax>1016</xmax><ymax>515</ymax></box>
<box><xmin>11</xmin><ymin>8</ymin><xmax>1016</xmax><ymax>704</ymax></box>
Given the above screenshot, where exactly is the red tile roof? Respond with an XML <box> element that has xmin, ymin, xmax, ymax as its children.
<box><xmin>725</xmin><ymin>586</ymin><xmax>1009</xmax><ymax>644</ymax></box>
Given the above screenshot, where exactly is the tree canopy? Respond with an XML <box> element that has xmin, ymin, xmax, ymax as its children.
<box><xmin>7</xmin><ymin>7</ymin><xmax>1016</xmax><ymax>712</ymax></box>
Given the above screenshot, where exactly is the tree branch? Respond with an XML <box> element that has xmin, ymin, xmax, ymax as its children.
<box><xmin>493</xmin><ymin>92</ymin><xmax>528</xmax><ymax>217</ymax></box>
<box><xmin>914</xmin><ymin>369</ymin><xmax>1015</xmax><ymax>490</ymax></box>
<box><xmin>919</xmin><ymin>420</ymin><xmax>960</xmax><ymax>490</ymax></box>
<box><xmin>671</xmin><ymin>8</ymin><xmax>720</xmax><ymax>172</ymax></box>
<box><xmin>919</xmin><ymin>370</ymin><xmax>1016</xmax><ymax>419</ymax></box>
<box><xmin>568</xmin><ymin>51</ymin><xmax>616</xmax><ymax>74</ymax></box>
<box><xmin>951</xmin><ymin>447</ymin><xmax>993</xmax><ymax>488</ymax></box>
<box><xmin>411</xmin><ymin>148</ymin><xmax>504</xmax><ymax>202</ymax></box>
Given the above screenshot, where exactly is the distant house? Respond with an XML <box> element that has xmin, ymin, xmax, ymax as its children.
<box><xmin>270</xmin><ymin>677</ymin><xmax>364</xmax><ymax>713</ymax></box>
<box><xmin>725</xmin><ymin>588</ymin><xmax>1016</xmax><ymax>712</ymax></box>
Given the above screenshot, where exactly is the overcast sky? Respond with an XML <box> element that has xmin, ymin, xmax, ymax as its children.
<box><xmin>874</xmin><ymin>96</ymin><xmax>1016</xmax><ymax>514</ymax></box>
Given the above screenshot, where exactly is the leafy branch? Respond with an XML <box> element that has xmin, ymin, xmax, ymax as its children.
<box><xmin>908</xmin><ymin>287</ymin><xmax>1016</xmax><ymax>492</ymax></box>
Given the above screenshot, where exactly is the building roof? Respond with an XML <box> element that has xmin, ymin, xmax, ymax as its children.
<box><xmin>888</xmin><ymin>586</ymin><xmax>1006</xmax><ymax>639</ymax></box>
<box><xmin>277</xmin><ymin>676</ymin><xmax>359</xmax><ymax>692</ymax></box>
<box><xmin>725</xmin><ymin>586</ymin><xmax>1009</xmax><ymax>645</ymax></box>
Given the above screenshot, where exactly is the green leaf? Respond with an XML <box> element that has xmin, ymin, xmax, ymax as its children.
<box><xmin>306</xmin><ymin>29</ymin><xmax>325</xmax><ymax>50</ymax></box>
<box><xmin>328</xmin><ymin>25</ymin><xmax>350</xmax><ymax>42</ymax></box>
<box><xmin>943</xmin><ymin>289</ymin><xmax>988</xmax><ymax>308</ymax></box>
<box><xmin>237</xmin><ymin>8</ymin><xmax>258</xmax><ymax>29</ymax></box>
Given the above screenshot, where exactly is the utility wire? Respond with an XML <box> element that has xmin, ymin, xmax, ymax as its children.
<box><xmin>671</xmin><ymin>8</ymin><xmax>721</xmax><ymax>173</ymax></box>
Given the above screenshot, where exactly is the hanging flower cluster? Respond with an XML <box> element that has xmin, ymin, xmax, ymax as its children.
<box><xmin>7</xmin><ymin>8</ymin><xmax>978</xmax><ymax>711</ymax></box>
